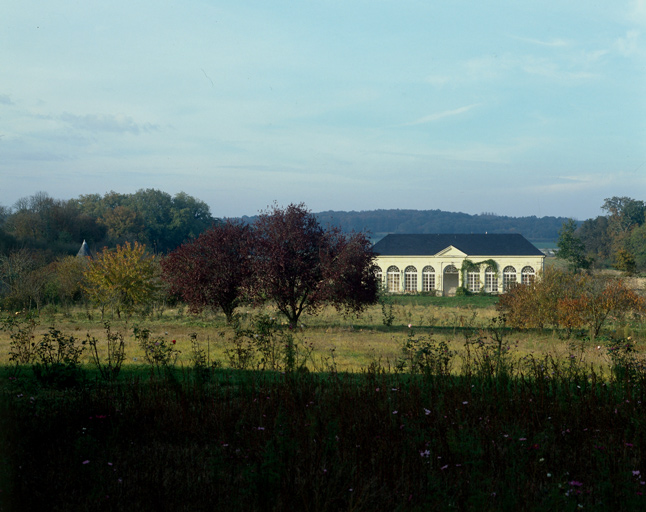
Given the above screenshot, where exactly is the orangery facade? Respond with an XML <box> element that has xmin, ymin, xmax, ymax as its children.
<box><xmin>372</xmin><ymin>234</ymin><xmax>545</xmax><ymax>296</ymax></box>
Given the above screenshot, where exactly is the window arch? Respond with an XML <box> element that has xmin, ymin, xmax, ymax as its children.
<box><xmin>404</xmin><ymin>266</ymin><xmax>417</xmax><ymax>292</ymax></box>
<box><xmin>484</xmin><ymin>266</ymin><xmax>497</xmax><ymax>293</ymax></box>
<box><xmin>503</xmin><ymin>266</ymin><xmax>517</xmax><ymax>291</ymax></box>
<box><xmin>375</xmin><ymin>266</ymin><xmax>383</xmax><ymax>287</ymax></box>
<box><xmin>521</xmin><ymin>266</ymin><xmax>536</xmax><ymax>285</ymax></box>
<box><xmin>444</xmin><ymin>264</ymin><xmax>459</xmax><ymax>274</ymax></box>
<box><xmin>422</xmin><ymin>265</ymin><xmax>435</xmax><ymax>292</ymax></box>
<box><xmin>387</xmin><ymin>265</ymin><xmax>400</xmax><ymax>292</ymax></box>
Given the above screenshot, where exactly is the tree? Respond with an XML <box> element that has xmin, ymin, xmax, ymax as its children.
<box><xmin>578</xmin><ymin>216</ymin><xmax>611</xmax><ymax>267</ymax></box>
<box><xmin>53</xmin><ymin>256</ymin><xmax>89</xmax><ymax>312</ymax></box>
<box><xmin>82</xmin><ymin>242</ymin><xmax>160</xmax><ymax>319</ymax></box>
<box><xmin>556</xmin><ymin>219</ymin><xmax>590</xmax><ymax>271</ymax></box>
<box><xmin>250</xmin><ymin>203</ymin><xmax>378</xmax><ymax>326</ymax></box>
<box><xmin>161</xmin><ymin>220</ymin><xmax>252</xmax><ymax>323</ymax></box>
<box><xmin>498</xmin><ymin>268</ymin><xmax>646</xmax><ymax>339</ymax></box>
<box><xmin>602</xmin><ymin>196</ymin><xmax>645</xmax><ymax>235</ymax></box>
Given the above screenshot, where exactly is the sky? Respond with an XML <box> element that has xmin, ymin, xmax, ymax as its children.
<box><xmin>1</xmin><ymin>0</ymin><xmax>645</xmax><ymax>221</ymax></box>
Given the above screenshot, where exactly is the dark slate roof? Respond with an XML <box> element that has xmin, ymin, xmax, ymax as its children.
<box><xmin>372</xmin><ymin>234</ymin><xmax>544</xmax><ymax>257</ymax></box>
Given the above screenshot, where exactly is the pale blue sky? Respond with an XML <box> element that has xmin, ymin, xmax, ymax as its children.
<box><xmin>2</xmin><ymin>0</ymin><xmax>645</xmax><ymax>220</ymax></box>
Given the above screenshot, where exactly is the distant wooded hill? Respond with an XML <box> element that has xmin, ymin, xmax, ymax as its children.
<box><xmin>242</xmin><ymin>209</ymin><xmax>568</xmax><ymax>243</ymax></box>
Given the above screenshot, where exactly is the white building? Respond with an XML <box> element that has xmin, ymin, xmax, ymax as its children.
<box><xmin>373</xmin><ymin>234</ymin><xmax>545</xmax><ymax>296</ymax></box>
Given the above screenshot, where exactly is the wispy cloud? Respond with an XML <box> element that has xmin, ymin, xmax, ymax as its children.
<box><xmin>404</xmin><ymin>104</ymin><xmax>480</xmax><ymax>126</ymax></box>
<box><xmin>59</xmin><ymin>113</ymin><xmax>159</xmax><ymax>134</ymax></box>
<box><xmin>614</xmin><ymin>30</ymin><xmax>641</xmax><ymax>56</ymax></box>
<box><xmin>0</xmin><ymin>94</ymin><xmax>14</xmax><ymax>105</ymax></box>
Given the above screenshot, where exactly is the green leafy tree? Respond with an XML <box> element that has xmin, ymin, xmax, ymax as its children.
<box><xmin>556</xmin><ymin>219</ymin><xmax>590</xmax><ymax>271</ymax></box>
<box><xmin>82</xmin><ymin>242</ymin><xmax>161</xmax><ymax>319</ymax></box>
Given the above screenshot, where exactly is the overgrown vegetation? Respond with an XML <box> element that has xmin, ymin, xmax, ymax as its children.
<box><xmin>3</xmin><ymin>331</ymin><xmax>646</xmax><ymax>511</ymax></box>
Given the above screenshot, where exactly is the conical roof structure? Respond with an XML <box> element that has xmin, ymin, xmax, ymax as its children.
<box><xmin>77</xmin><ymin>239</ymin><xmax>93</xmax><ymax>258</ymax></box>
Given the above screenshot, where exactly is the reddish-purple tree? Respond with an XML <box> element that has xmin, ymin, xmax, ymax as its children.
<box><xmin>251</xmin><ymin>203</ymin><xmax>378</xmax><ymax>326</ymax></box>
<box><xmin>161</xmin><ymin>220</ymin><xmax>251</xmax><ymax>323</ymax></box>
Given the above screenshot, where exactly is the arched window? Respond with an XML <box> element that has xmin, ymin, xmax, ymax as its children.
<box><xmin>503</xmin><ymin>266</ymin><xmax>517</xmax><ymax>291</ymax></box>
<box><xmin>467</xmin><ymin>270</ymin><xmax>480</xmax><ymax>292</ymax></box>
<box><xmin>521</xmin><ymin>266</ymin><xmax>536</xmax><ymax>285</ymax></box>
<box><xmin>444</xmin><ymin>265</ymin><xmax>459</xmax><ymax>274</ymax></box>
<box><xmin>387</xmin><ymin>265</ymin><xmax>400</xmax><ymax>293</ymax></box>
<box><xmin>375</xmin><ymin>267</ymin><xmax>383</xmax><ymax>287</ymax></box>
<box><xmin>422</xmin><ymin>265</ymin><xmax>435</xmax><ymax>292</ymax></box>
<box><xmin>404</xmin><ymin>266</ymin><xmax>417</xmax><ymax>292</ymax></box>
<box><xmin>485</xmin><ymin>266</ymin><xmax>497</xmax><ymax>293</ymax></box>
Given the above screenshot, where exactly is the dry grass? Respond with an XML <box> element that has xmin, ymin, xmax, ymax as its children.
<box><xmin>2</xmin><ymin>298</ymin><xmax>643</xmax><ymax>375</ymax></box>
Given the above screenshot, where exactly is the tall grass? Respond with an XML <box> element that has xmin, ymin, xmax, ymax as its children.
<box><xmin>2</xmin><ymin>361</ymin><xmax>646</xmax><ymax>511</ymax></box>
<box><xmin>1</xmin><ymin>302</ymin><xmax>646</xmax><ymax>511</ymax></box>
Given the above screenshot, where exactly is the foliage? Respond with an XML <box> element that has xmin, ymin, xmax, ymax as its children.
<box><xmin>314</xmin><ymin>208</ymin><xmax>570</xmax><ymax>241</ymax></box>
<box><xmin>0</xmin><ymin>249</ymin><xmax>49</xmax><ymax>309</ymax></box>
<box><xmin>84</xmin><ymin>323</ymin><xmax>126</xmax><ymax>380</ymax></box>
<box><xmin>250</xmin><ymin>203</ymin><xmax>378</xmax><ymax>326</ymax></box>
<box><xmin>82</xmin><ymin>242</ymin><xmax>161</xmax><ymax>319</ymax></box>
<box><xmin>556</xmin><ymin>218</ymin><xmax>590</xmax><ymax>271</ymax></box>
<box><xmin>31</xmin><ymin>327</ymin><xmax>85</xmax><ymax>387</ymax></box>
<box><xmin>605</xmin><ymin>336</ymin><xmax>646</xmax><ymax>382</ymax></box>
<box><xmin>161</xmin><ymin>220</ymin><xmax>251</xmax><ymax>323</ymax></box>
<box><xmin>396</xmin><ymin>327</ymin><xmax>454</xmax><ymax>375</ymax></box>
<box><xmin>134</xmin><ymin>326</ymin><xmax>180</xmax><ymax>376</ymax></box>
<box><xmin>498</xmin><ymin>268</ymin><xmax>646</xmax><ymax>339</ymax></box>
<box><xmin>1</xmin><ymin>310</ymin><xmax>39</xmax><ymax>373</ymax></box>
<box><xmin>223</xmin><ymin>314</ymin><xmax>309</xmax><ymax>372</ymax></box>
<box><xmin>75</xmin><ymin>189</ymin><xmax>217</xmax><ymax>253</ymax></box>
<box><xmin>51</xmin><ymin>255</ymin><xmax>89</xmax><ymax>311</ymax></box>
<box><xmin>6</xmin><ymin>362</ymin><xmax>646</xmax><ymax>511</ymax></box>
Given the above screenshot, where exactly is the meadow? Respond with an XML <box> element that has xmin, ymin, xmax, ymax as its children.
<box><xmin>2</xmin><ymin>296</ymin><xmax>646</xmax><ymax>511</ymax></box>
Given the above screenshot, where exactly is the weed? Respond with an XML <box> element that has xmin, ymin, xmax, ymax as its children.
<box><xmin>84</xmin><ymin>322</ymin><xmax>126</xmax><ymax>381</ymax></box>
<box><xmin>31</xmin><ymin>327</ymin><xmax>84</xmax><ymax>387</ymax></box>
<box><xmin>134</xmin><ymin>325</ymin><xmax>180</xmax><ymax>377</ymax></box>
<box><xmin>1</xmin><ymin>310</ymin><xmax>39</xmax><ymax>374</ymax></box>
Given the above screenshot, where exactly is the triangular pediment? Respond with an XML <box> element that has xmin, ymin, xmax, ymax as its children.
<box><xmin>435</xmin><ymin>245</ymin><xmax>467</xmax><ymax>257</ymax></box>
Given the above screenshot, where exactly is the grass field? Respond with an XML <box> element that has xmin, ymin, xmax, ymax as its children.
<box><xmin>2</xmin><ymin>296</ymin><xmax>646</xmax><ymax>511</ymax></box>
<box><xmin>1</xmin><ymin>294</ymin><xmax>640</xmax><ymax>374</ymax></box>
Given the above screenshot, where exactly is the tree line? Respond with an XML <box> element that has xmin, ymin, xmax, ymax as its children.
<box><xmin>0</xmin><ymin>189</ymin><xmax>217</xmax><ymax>258</ymax></box>
<box><xmin>302</xmin><ymin>209</ymin><xmax>569</xmax><ymax>241</ymax></box>
<box><xmin>557</xmin><ymin>196</ymin><xmax>646</xmax><ymax>273</ymax></box>
<box><xmin>0</xmin><ymin>203</ymin><xmax>378</xmax><ymax>325</ymax></box>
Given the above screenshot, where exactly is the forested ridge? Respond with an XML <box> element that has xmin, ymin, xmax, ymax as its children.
<box><xmin>0</xmin><ymin>190</ymin><xmax>644</xmax><ymax>269</ymax></box>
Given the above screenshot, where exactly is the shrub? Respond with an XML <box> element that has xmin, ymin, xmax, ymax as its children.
<box><xmin>31</xmin><ymin>327</ymin><xmax>84</xmax><ymax>387</ymax></box>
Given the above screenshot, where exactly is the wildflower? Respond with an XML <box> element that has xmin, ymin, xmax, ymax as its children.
<box><xmin>569</xmin><ymin>481</ymin><xmax>583</xmax><ymax>487</ymax></box>
<box><xmin>392</xmin><ymin>410</ymin><xmax>398</xmax><ymax>414</ymax></box>
<box><xmin>408</xmin><ymin>323</ymin><xmax>412</xmax><ymax>328</ymax></box>
<box><xmin>462</xmin><ymin>401</ymin><xmax>468</xmax><ymax>405</ymax></box>
<box><xmin>424</xmin><ymin>408</ymin><xmax>431</xmax><ymax>415</ymax></box>
<box><xmin>440</xmin><ymin>465</ymin><xmax>449</xmax><ymax>470</ymax></box>
<box><xmin>171</xmin><ymin>339</ymin><xmax>176</xmax><ymax>345</ymax></box>
<box><xmin>519</xmin><ymin>438</ymin><xmax>527</xmax><ymax>441</ymax></box>
<box><xmin>633</xmin><ymin>470</ymin><xmax>641</xmax><ymax>477</ymax></box>
<box><xmin>420</xmin><ymin>450</ymin><xmax>430</xmax><ymax>458</ymax></box>
<box><xmin>82</xmin><ymin>460</ymin><xmax>90</xmax><ymax>465</ymax></box>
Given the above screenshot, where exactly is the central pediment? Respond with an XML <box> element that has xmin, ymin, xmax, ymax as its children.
<box><xmin>435</xmin><ymin>245</ymin><xmax>467</xmax><ymax>257</ymax></box>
